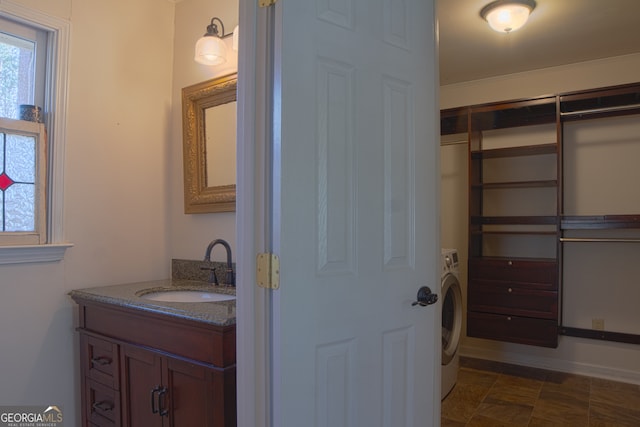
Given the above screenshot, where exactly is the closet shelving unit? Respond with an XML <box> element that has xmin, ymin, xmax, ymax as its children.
<box><xmin>441</xmin><ymin>82</ymin><xmax>640</xmax><ymax>348</ymax></box>
<box><xmin>465</xmin><ymin>96</ymin><xmax>561</xmax><ymax>348</ymax></box>
<box><xmin>440</xmin><ymin>106</ymin><xmax>468</xmax><ymax>137</ymax></box>
<box><xmin>558</xmin><ymin>83</ymin><xmax>640</xmax><ymax>345</ymax></box>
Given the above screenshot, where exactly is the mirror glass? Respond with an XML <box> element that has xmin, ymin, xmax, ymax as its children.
<box><xmin>205</xmin><ymin>101</ymin><xmax>237</xmax><ymax>187</ymax></box>
<box><xmin>182</xmin><ymin>74</ymin><xmax>237</xmax><ymax>213</ymax></box>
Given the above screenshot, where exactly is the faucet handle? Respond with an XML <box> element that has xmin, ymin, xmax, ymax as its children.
<box><xmin>200</xmin><ymin>265</ymin><xmax>219</xmax><ymax>285</ymax></box>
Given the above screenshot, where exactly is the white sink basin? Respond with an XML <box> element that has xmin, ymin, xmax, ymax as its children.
<box><xmin>140</xmin><ymin>290</ymin><xmax>236</xmax><ymax>303</ymax></box>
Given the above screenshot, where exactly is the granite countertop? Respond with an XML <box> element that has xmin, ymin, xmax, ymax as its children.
<box><xmin>69</xmin><ymin>279</ymin><xmax>236</xmax><ymax>327</ymax></box>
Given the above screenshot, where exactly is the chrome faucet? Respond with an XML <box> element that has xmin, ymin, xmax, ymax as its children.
<box><xmin>203</xmin><ymin>239</ymin><xmax>235</xmax><ymax>286</ymax></box>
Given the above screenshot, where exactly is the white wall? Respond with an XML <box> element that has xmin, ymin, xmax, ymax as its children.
<box><xmin>440</xmin><ymin>53</ymin><xmax>640</xmax><ymax>384</ymax></box>
<box><xmin>0</xmin><ymin>0</ymin><xmax>174</xmax><ymax>423</ymax></box>
<box><xmin>0</xmin><ymin>0</ymin><xmax>239</xmax><ymax>423</ymax></box>
<box><xmin>441</xmin><ymin>53</ymin><xmax>640</xmax><ymax>109</ymax></box>
<box><xmin>169</xmin><ymin>0</ymin><xmax>238</xmax><ymax>261</ymax></box>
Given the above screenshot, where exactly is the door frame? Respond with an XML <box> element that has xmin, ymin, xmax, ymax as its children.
<box><xmin>236</xmin><ymin>1</ymin><xmax>274</xmax><ymax>426</ymax></box>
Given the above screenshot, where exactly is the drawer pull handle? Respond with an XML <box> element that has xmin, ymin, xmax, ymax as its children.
<box><xmin>151</xmin><ymin>386</ymin><xmax>169</xmax><ymax>417</ymax></box>
<box><xmin>92</xmin><ymin>401</ymin><xmax>114</xmax><ymax>412</ymax></box>
<box><xmin>91</xmin><ymin>356</ymin><xmax>112</xmax><ymax>366</ymax></box>
<box><xmin>508</xmin><ymin>288</ymin><xmax>513</xmax><ymax>293</ymax></box>
<box><xmin>158</xmin><ymin>387</ymin><xmax>169</xmax><ymax>417</ymax></box>
<box><xmin>507</xmin><ymin>260</ymin><xmax>513</xmax><ymax>266</ymax></box>
<box><xmin>507</xmin><ymin>316</ymin><xmax>512</xmax><ymax>321</ymax></box>
<box><xmin>151</xmin><ymin>386</ymin><xmax>161</xmax><ymax>414</ymax></box>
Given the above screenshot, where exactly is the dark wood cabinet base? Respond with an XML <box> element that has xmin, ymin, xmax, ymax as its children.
<box><xmin>74</xmin><ymin>299</ymin><xmax>236</xmax><ymax>427</ymax></box>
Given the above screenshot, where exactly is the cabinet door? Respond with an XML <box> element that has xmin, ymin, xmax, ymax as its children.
<box><xmin>163</xmin><ymin>357</ymin><xmax>214</xmax><ymax>427</ymax></box>
<box><xmin>120</xmin><ymin>345</ymin><xmax>163</xmax><ymax>427</ymax></box>
<box><xmin>163</xmin><ymin>356</ymin><xmax>236</xmax><ymax>427</ymax></box>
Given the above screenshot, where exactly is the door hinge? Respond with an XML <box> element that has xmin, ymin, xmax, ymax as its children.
<box><xmin>259</xmin><ymin>0</ymin><xmax>278</xmax><ymax>8</ymax></box>
<box><xmin>256</xmin><ymin>253</ymin><xmax>280</xmax><ymax>290</ymax></box>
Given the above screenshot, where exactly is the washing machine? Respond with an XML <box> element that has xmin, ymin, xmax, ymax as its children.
<box><xmin>441</xmin><ymin>248</ymin><xmax>462</xmax><ymax>399</ymax></box>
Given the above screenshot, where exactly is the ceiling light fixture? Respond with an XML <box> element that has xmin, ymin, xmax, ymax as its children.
<box><xmin>480</xmin><ymin>0</ymin><xmax>536</xmax><ymax>33</ymax></box>
<box><xmin>194</xmin><ymin>17</ymin><xmax>238</xmax><ymax>65</ymax></box>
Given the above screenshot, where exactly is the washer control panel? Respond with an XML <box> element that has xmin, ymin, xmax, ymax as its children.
<box><xmin>441</xmin><ymin>248</ymin><xmax>459</xmax><ymax>276</ymax></box>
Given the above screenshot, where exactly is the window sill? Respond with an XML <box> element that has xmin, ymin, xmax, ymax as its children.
<box><xmin>0</xmin><ymin>243</ymin><xmax>73</xmax><ymax>265</ymax></box>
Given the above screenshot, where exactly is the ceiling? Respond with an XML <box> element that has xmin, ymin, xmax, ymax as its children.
<box><xmin>438</xmin><ymin>0</ymin><xmax>640</xmax><ymax>85</ymax></box>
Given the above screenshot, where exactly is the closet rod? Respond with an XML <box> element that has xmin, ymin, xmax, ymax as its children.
<box><xmin>560</xmin><ymin>103</ymin><xmax>640</xmax><ymax>117</ymax></box>
<box><xmin>440</xmin><ymin>140</ymin><xmax>467</xmax><ymax>147</ymax></box>
<box><xmin>560</xmin><ymin>237</ymin><xmax>640</xmax><ymax>243</ymax></box>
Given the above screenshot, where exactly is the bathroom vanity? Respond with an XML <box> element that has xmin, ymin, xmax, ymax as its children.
<box><xmin>70</xmin><ymin>280</ymin><xmax>236</xmax><ymax>427</ymax></box>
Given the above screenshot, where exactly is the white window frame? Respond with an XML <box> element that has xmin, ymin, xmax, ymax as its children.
<box><xmin>0</xmin><ymin>2</ymin><xmax>72</xmax><ymax>264</ymax></box>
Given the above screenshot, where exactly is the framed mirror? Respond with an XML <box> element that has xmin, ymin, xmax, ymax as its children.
<box><xmin>182</xmin><ymin>73</ymin><xmax>237</xmax><ymax>213</ymax></box>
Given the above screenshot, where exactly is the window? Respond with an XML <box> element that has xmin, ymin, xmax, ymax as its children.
<box><xmin>0</xmin><ymin>5</ymin><xmax>71</xmax><ymax>263</ymax></box>
<box><xmin>0</xmin><ymin>18</ymin><xmax>47</xmax><ymax>246</ymax></box>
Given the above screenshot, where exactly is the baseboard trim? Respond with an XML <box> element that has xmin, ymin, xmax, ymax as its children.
<box><xmin>459</xmin><ymin>344</ymin><xmax>640</xmax><ymax>386</ymax></box>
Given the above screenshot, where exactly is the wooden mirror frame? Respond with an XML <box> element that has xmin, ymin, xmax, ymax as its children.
<box><xmin>182</xmin><ymin>73</ymin><xmax>237</xmax><ymax>213</ymax></box>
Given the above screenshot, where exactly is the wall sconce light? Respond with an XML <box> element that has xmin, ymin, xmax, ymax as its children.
<box><xmin>480</xmin><ymin>0</ymin><xmax>536</xmax><ymax>33</ymax></box>
<box><xmin>232</xmin><ymin>25</ymin><xmax>239</xmax><ymax>52</ymax></box>
<box><xmin>194</xmin><ymin>17</ymin><xmax>238</xmax><ymax>65</ymax></box>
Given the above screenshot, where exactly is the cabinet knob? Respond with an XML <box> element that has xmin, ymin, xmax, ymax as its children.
<box><xmin>507</xmin><ymin>260</ymin><xmax>513</xmax><ymax>266</ymax></box>
<box><xmin>507</xmin><ymin>316</ymin><xmax>512</xmax><ymax>321</ymax></box>
<box><xmin>508</xmin><ymin>288</ymin><xmax>513</xmax><ymax>293</ymax></box>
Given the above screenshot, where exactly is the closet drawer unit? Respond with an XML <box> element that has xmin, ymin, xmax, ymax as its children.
<box><xmin>81</xmin><ymin>333</ymin><xmax>120</xmax><ymax>389</ymax></box>
<box><xmin>468</xmin><ymin>281</ymin><xmax>558</xmax><ymax>319</ymax></box>
<box><xmin>470</xmin><ymin>258</ymin><xmax>558</xmax><ymax>290</ymax></box>
<box><xmin>85</xmin><ymin>378</ymin><xmax>121</xmax><ymax>427</ymax></box>
<box><xmin>467</xmin><ymin>311</ymin><xmax>558</xmax><ymax>348</ymax></box>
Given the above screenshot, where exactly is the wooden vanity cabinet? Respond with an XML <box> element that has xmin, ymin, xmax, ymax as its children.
<box><xmin>76</xmin><ymin>300</ymin><xmax>236</xmax><ymax>427</ymax></box>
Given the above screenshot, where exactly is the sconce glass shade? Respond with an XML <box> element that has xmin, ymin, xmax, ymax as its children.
<box><xmin>232</xmin><ymin>25</ymin><xmax>239</xmax><ymax>52</ymax></box>
<box><xmin>195</xmin><ymin>35</ymin><xmax>227</xmax><ymax>65</ymax></box>
<box><xmin>480</xmin><ymin>0</ymin><xmax>536</xmax><ymax>33</ymax></box>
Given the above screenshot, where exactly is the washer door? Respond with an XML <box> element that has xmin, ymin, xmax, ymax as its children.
<box><xmin>441</xmin><ymin>273</ymin><xmax>462</xmax><ymax>365</ymax></box>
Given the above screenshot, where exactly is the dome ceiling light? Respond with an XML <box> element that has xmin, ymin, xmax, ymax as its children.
<box><xmin>480</xmin><ymin>0</ymin><xmax>536</xmax><ymax>33</ymax></box>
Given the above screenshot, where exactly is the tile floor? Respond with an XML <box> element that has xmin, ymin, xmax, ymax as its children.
<box><xmin>441</xmin><ymin>357</ymin><xmax>640</xmax><ymax>426</ymax></box>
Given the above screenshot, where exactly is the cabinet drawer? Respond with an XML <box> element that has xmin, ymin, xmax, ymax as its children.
<box><xmin>468</xmin><ymin>282</ymin><xmax>558</xmax><ymax>319</ymax></box>
<box><xmin>470</xmin><ymin>258</ymin><xmax>557</xmax><ymax>289</ymax></box>
<box><xmin>467</xmin><ymin>311</ymin><xmax>558</xmax><ymax>348</ymax></box>
<box><xmin>81</xmin><ymin>334</ymin><xmax>119</xmax><ymax>389</ymax></box>
<box><xmin>85</xmin><ymin>378</ymin><xmax>120</xmax><ymax>427</ymax></box>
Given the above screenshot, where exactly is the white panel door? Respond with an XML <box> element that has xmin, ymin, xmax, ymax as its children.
<box><xmin>270</xmin><ymin>0</ymin><xmax>440</xmax><ymax>425</ymax></box>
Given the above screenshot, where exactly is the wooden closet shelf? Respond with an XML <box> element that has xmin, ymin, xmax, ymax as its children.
<box><xmin>471</xmin><ymin>216</ymin><xmax>558</xmax><ymax>225</ymax></box>
<box><xmin>472</xmin><ymin>230</ymin><xmax>558</xmax><ymax>236</ymax></box>
<box><xmin>472</xmin><ymin>180</ymin><xmax>558</xmax><ymax>189</ymax></box>
<box><xmin>561</xmin><ymin>215</ymin><xmax>640</xmax><ymax>229</ymax></box>
<box><xmin>471</xmin><ymin>143</ymin><xmax>557</xmax><ymax>159</ymax></box>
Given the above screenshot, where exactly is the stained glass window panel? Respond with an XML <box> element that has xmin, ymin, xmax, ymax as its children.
<box><xmin>5</xmin><ymin>183</ymin><xmax>34</xmax><ymax>231</ymax></box>
<box><xmin>6</xmin><ymin>134</ymin><xmax>35</xmax><ymax>182</ymax></box>
<box><xmin>0</xmin><ymin>132</ymin><xmax>4</xmax><ymax>172</ymax></box>
<box><xmin>1</xmin><ymin>132</ymin><xmax>37</xmax><ymax>232</ymax></box>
